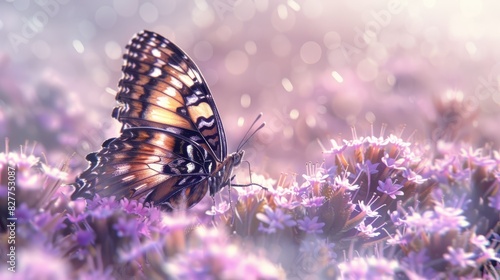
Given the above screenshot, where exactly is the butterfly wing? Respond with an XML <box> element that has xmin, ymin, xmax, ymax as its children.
<box><xmin>113</xmin><ymin>30</ymin><xmax>227</xmax><ymax>162</ymax></box>
<box><xmin>75</xmin><ymin>127</ymin><xmax>210</xmax><ymax>209</ymax></box>
<box><xmin>72</xmin><ymin>30</ymin><xmax>228</xmax><ymax>209</ymax></box>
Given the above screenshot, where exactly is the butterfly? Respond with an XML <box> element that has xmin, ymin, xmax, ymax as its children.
<box><xmin>72</xmin><ymin>30</ymin><xmax>258</xmax><ymax>211</ymax></box>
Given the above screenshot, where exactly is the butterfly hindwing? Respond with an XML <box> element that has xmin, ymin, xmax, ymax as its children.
<box><xmin>75</xmin><ymin>127</ymin><xmax>213</xmax><ymax>209</ymax></box>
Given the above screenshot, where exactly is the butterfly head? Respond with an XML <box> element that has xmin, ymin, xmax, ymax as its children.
<box><xmin>232</xmin><ymin>150</ymin><xmax>245</xmax><ymax>166</ymax></box>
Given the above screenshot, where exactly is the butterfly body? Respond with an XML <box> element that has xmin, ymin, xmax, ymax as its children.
<box><xmin>207</xmin><ymin>150</ymin><xmax>244</xmax><ymax>196</ymax></box>
<box><xmin>72</xmin><ymin>30</ymin><xmax>241</xmax><ymax>210</ymax></box>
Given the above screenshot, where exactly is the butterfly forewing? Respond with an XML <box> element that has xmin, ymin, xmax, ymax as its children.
<box><xmin>72</xmin><ymin>30</ymin><xmax>240</xmax><ymax>210</ymax></box>
<box><xmin>114</xmin><ymin>30</ymin><xmax>227</xmax><ymax>160</ymax></box>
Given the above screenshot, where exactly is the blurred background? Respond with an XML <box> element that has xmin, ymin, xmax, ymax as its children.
<box><xmin>1</xmin><ymin>0</ymin><xmax>499</xmax><ymax>179</ymax></box>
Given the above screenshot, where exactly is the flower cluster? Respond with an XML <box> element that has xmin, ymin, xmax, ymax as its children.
<box><xmin>386</xmin><ymin>143</ymin><xmax>500</xmax><ymax>278</ymax></box>
<box><xmin>0</xmin><ymin>146</ymin><xmax>283</xmax><ymax>279</ymax></box>
<box><xmin>223</xmin><ymin>133</ymin><xmax>434</xmax><ymax>278</ymax></box>
<box><xmin>1</xmin><ymin>131</ymin><xmax>499</xmax><ymax>279</ymax></box>
<box><xmin>207</xmin><ymin>133</ymin><xmax>499</xmax><ymax>279</ymax></box>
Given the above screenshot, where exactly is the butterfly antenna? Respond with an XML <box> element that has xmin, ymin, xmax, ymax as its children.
<box><xmin>237</xmin><ymin>113</ymin><xmax>265</xmax><ymax>151</ymax></box>
<box><xmin>240</xmin><ymin>113</ymin><xmax>262</xmax><ymax>144</ymax></box>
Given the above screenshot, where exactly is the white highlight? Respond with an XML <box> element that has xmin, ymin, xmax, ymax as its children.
<box><xmin>115</xmin><ymin>164</ymin><xmax>131</xmax><ymax>175</ymax></box>
<box><xmin>73</xmin><ymin>40</ymin><xmax>84</xmax><ymax>54</ymax></box>
<box><xmin>331</xmin><ymin>71</ymin><xmax>344</xmax><ymax>83</ymax></box>
<box><xmin>163</xmin><ymin>87</ymin><xmax>177</xmax><ymax>97</ymax></box>
<box><xmin>281</xmin><ymin>78</ymin><xmax>293</xmax><ymax>92</ymax></box>
<box><xmin>187</xmin><ymin>145</ymin><xmax>193</xmax><ymax>158</ymax></box>
<box><xmin>151</xmin><ymin>48</ymin><xmax>161</xmax><ymax>58</ymax></box>
<box><xmin>186</xmin><ymin>162</ymin><xmax>195</xmax><ymax>173</ymax></box>
<box><xmin>178</xmin><ymin>74</ymin><xmax>194</xmax><ymax>87</ymax></box>
<box><xmin>154</xmin><ymin>58</ymin><xmax>166</xmax><ymax>67</ymax></box>
<box><xmin>150</xmin><ymin>67</ymin><xmax>162</xmax><ymax>78</ymax></box>
<box><xmin>122</xmin><ymin>175</ymin><xmax>136</xmax><ymax>182</ymax></box>
<box><xmin>169</xmin><ymin>76</ymin><xmax>183</xmax><ymax>89</ymax></box>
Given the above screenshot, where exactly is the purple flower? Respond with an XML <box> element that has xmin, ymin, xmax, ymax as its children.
<box><xmin>460</xmin><ymin>147</ymin><xmax>497</xmax><ymax>167</ymax></box>
<box><xmin>294</xmin><ymin>181</ymin><xmax>311</xmax><ymax>197</ymax></box>
<box><xmin>348</xmin><ymin>137</ymin><xmax>365</xmax><ymax>149</ymax></box>
<box><xmin>358</xmin><ymin>200</ymin><xmax>380</xmax><ymax>218</ymax></box>
<box><xmin>356</xmin><ymin>160</ymin><xmax>380</xmax><ymax>175</ymax></box>
<box><xmin>302</xmin><ymin>169</ymin><xmax>328</xmax><ymax>184</ymax></box>
<box><xmin>386</xmin><ymin>134</ymin><xmax>411</xmax><ymax>148</ymax></box>
<box><xmin>453</xmin><ymin>167</ymin><xmax>472</xmax><ymax>181</ymax></box>
<box><xmin>206</xmin><ymin>200</ymin><xmax>231</xmax><ymax>216</ymax></box>
<box><xmin>334</xmin><ymin>175</ymin><xmax>359</xmax><ymax>191</ymax></box>
<box><xmin>377</xmin><ymin>178</ymin><xmax>404</xmax><ymax>199</ymax></box>
<box><xmin>33</xmin><ymin>211</ymin><xmax>66</xmax><ymax>232</ymax></box>
<box><xmin>74</xmin><ymin>229</ymin><xmax>95</xmax><ymax>246</ymax></box>
<box><xmin>470</xmin><ymin>234</ymin><xmax>490</xmax><ymax>249</ymax></box>
<box><xmin>432</xmin><ymin>155</ymin><xmax>456</xmax><ymax>172</ymax></box>
<box><xmin>382</xmin><ymin>154</ymin><xmax>407</xmax><ymax>171</ymax></box>
<box><xmin>355</xmin><ymin>221</ymin><xmax>381</xmax><ymax>238</ymax></box>
<box><xmin>0</xmin><ymin>151</ymin><xmax>39</xmax><ymax>169</ymax></box>
<box><xmin>120</xmin><ymin>198</ymin><xmax>148</xmax><ymax>216</ymax></box>
<box><xmin>147</xmin><ymin>206</ymin><xmax>163</xmax><ymax>225</ymax></box>
<box><xmin>274</xmin><ymin>195</ymin><xmax>300</xmax><ymax>209</ymax></box>
<box><xmin>328</xmin><ymin>139</ymin><xmax>347</xmax><ymax>153</ymax></box>
<box><xmin>402</xmin><ymin>211</ymin><xmax>436</xmax><ymax>231</ymax></box>
<box><xmin>443</xmin><ymin>247</ymin><xmax>475</xmax><ymax>268</ymax></box>
<box><xmin>66</xmin><ymin>199</ymin><xmax>88</xmax><ymax>223</ymax></box>
<box><xmin>87</xmin><ymin>195</ymin><xmax>120</xmax><ymax>218</ymax></box>
<box><xmin>300</xmin><ymin>196</ymin><xmax>325</xmax><ymax>208</ymax></box>
<box><xmin>297</xmin><ymin>216</ymin><xmax>325</xmax><ymax>234</ymax></box>
<box><xmin>256</xmin><ymin>205</ymin><xmax>297</xmax><ymax>234</ymax></box>
<box><xmin>269</xmin><ymin>185</ymin><xmax>299</xmax><ymax>210</ymax></box>
<box><xmin>389</xmin><ymin>210</ymin><xmax>403</xmax><ymax>226</ymax></box>
<box><xmin>113</xmin><ymin>217</ymin><xmax>139</xmax><ymax>238</ymax></box>
<box><xmin>432</xmin><ymin>205</ymin><xmax>469</xmax><ymax>233</ymax></box>
<box><xmin>386</xmin><ymin>230</ymin><xmax>408</xmax><ymax>246</ymax></box>
<box><xmin>270</xmin><ymin>185</ymin><xmax>294</xmax><ymax>197</ymax></box>
<box><xmin>403</xmin><ymin>169</ymin><xmax>427</xmax><ymax>184</ymax></box>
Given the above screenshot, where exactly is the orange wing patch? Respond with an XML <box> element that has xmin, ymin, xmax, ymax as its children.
<box><xmin>187</xmin><ymin>101</ymin><xmax>215</xmax><ymax>120</ymax></box>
